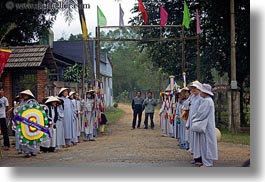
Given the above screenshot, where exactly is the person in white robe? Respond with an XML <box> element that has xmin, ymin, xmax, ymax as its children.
<box><xmin>191</xmin><ymin>84</ymin><xmax>218</xmax><ymax>167</ymax></box>
<box><xmin>73</xmin><ymin>92</ymin><xmax>83</xmax><ymax>143</ymax></box>
<box><xmin>58</xmin><ymin>88</ymin><xmax>74</xmax><ymax>147</ymax></box>
<box><xmin>159</xmin><ymin>92</ymin><xmax>167</xmax><ymax>136</ymax></box>
<box><xmin>69</xmin><ymin>91</ymin><xmax>78</xmax><ymax>145</ymax></box>
<box><xmin>84</xmin><ymin>90</ymin><xmax>96</xmax><ymax>141</ymax></box>
<box><xmin>40</xmin><ymin>96</ymin><xmax>60</xmax><ymax>152</ymax></box>
<box><xmin>55</xmin><ymin>96</ymin><xmax>65</xmax><ymax>149</ymax></box>
<box><xmin>186</xmin><ymin>81</ymin><xmax>203</xmax><ymax>165</ymax></box>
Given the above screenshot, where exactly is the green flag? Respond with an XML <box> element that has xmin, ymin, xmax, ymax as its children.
<box><xmin>97</xmin><ymin>6</ymin><xmax>107</xmax><ymax>27</ymax></box>
<box><xmin>182</xmin><ymin>0</ymin><xmax>190</xmax><ymax>29</ymax></box>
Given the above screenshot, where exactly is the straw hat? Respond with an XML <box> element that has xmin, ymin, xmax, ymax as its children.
<box><xmin>58</xmin><ymin>88</ymin><xmax>69</xmax><ymax>96</ymax></box>
<box><xmin>45</xmin><ymin>96</ymin><xmax>61</xmax><ymax>104</ymax></box>
<box><xmin>187</xmin><ymin>80</ymin><xmax>202</xmax><ymax>90</ymax></box>
<box><xmin>86</xmin><ymin>89</ymin><xmax>95</xmax><ymax>93</ymax></box>
<box><xmin>20</xmin><ymin>89</ymin><xmax>35</xmax><ymax>98</ymax></box>
<box><xmin>197</xmin><ymin>83</ymin><xmax>214</xmax><ymax>96</ymax></box>
<box><xmin>14</xmin><ymin>95</ymin><xmax>22</xmax><ymax>102</ymax></box>
<box><xmin>69</xmin><ymin>91</ymin><xmax>76</xmax><ymax>97</ymax></box>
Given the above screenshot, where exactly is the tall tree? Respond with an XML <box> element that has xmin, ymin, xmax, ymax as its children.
<box><xmin>0</xmin><ymin>0</ymin><xmax>57</xmax><ymax>46</ymax></box>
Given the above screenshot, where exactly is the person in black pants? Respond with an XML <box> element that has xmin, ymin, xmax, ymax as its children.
<box><xmin>143</xmin><ymin>91</ymin><xmax>157</xmax><ymax>129</ymax></box>
<box><xmin>131</xmin><ymin>91</ymin><xmax>144</xmax><ymax>129</ymax></box>
<box><xmin>0</xmin><ymin>88</ymin><xmax>10</xmax><ymax>150</ymax></box>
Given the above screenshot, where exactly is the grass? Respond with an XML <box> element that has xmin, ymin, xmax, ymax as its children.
<box><xmin>220</xmin><ymin>128</ymin><xmax>250</xmax><ymax>145</ymax></box>
<box><xmin>105</xmin><ymin>106</ymin><xmax>124</xmax><ymax>125</ymax></box>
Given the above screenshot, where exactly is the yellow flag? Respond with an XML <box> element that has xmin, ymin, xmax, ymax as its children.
<box><xmin>81</xmin><ymin>15</ymin><xmax>88</xmax><ymax>40</ymax></box>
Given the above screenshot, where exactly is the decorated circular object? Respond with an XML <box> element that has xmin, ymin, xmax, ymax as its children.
<box><xmin>17</xmin><ymin>101</ymin><xmax>49</xmax><ymax>146</ymax></box>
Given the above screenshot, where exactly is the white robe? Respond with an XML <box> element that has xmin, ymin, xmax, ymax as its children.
<box><xmin>56</xmin><ymin>105</ymin><xmax>65</xmax><ymax>146</ymax></box>
<box><xmin>191</xmin><ymin>96</ymin><xmax>218</xmax><ymax>161</ymax></box>
<box><xmin>84</xmin><ymin>98</ymin><xmax>95</xmax><ymax>136</ymax></box>
<box><xmin>186</xmin><ymin>94</ymin><xmax>202</xmax><ymax>154</ymax></box>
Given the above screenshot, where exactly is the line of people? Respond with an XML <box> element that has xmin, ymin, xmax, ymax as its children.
<box><xmin>159</xmin><ymin>81</ymin><xmax>218</xmax><ymax>167</ymax></box>
<box><xmin>12</xmin><ymin>88</ymin><xmax>107</xmax><ymax>158</ymax></box>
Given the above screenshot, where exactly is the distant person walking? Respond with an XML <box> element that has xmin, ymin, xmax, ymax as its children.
<box><xmin>143</xmin><ymin>91</ymin><xmax>157</xmax><ymax>129</ymax></box>
<box><xmin>131</xmin><ymin>91</ymin><xmax>144</xmax><ymax>129</ymax></box>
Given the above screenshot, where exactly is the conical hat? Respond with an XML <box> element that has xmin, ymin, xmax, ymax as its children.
<box><xmin>45</xmin><ymin>96</ymin><xmax>60</xmax><ymax>104</ymax></box>
<box><xmin>69</xmin><ymin>91</ymin><xmax>76</xmax><ymax>97</ymax></box>
<box><xmin>187</xmin><ymin>80</ymin><xmax>202</xmax><ymax>89</ymax></box>
<box><xmin>86</xmin><ymin>89</ymin><xmax>95</xmax><ymax>93</ymax></box>
<box><xmin>20</xmin><ymin>89</ymin><xmax>35</xmax><ymax>98</ymax></box>
<box><xmin>58</xmin><ymin>88</ymin><xmax>69</xmax><ymax>96</ymax></box>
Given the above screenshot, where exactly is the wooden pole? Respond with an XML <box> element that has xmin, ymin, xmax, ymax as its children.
<box><xmin>181</xmin><ymin>26</ymin><xmax>185</xmax><ymax>73</ymax></box>
<box><xmin>96</xmin><ymin>26</ymin><xmax>101</xmax><ymax>80</ymax></box>
<box><xmin>196</xmin><ymin>34</ymin><xmax>201</xmax><ymax>81</ymax></box>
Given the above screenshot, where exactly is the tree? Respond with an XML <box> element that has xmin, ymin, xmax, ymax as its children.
<box><xmin>0</xmin><ymin>0</ymin><xmax>57</xmax><ymax>46</ymax></box>
<box><xmin>63</xmin><ymin>63</ymin><xmax>89</xmax><ymax>83</ymax></box>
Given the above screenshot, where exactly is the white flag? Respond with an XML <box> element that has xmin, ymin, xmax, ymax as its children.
<box><xmin>119</xmin><ymin>3</ymin><xmax>124</xmax><ymax>26</ymax></box>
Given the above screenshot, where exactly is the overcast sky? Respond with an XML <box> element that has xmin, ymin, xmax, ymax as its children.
<box><xmin>52</xmin><ymin>0</ymin><xmax>138</xmax><ymax>40</ymax></box>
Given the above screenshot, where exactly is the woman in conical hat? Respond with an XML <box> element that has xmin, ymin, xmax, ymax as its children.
<box><xmin>18</xmin><ymin>89</ymin><xmax>38</xmax><ymax>158</ymax></box>
<box><xmin>191</xmin><ymin>83</ymin><xmax>218</xmax><ymax>167</ymax></box>
<box><xmin>58</xmin><ymin>88</ymin><xmax>75</xmax><ymax>147</ymax></box>
<box><xmin>83</xmin><ymin>90</ymin><xmax>95</xmax><ymax>141</ymax></box>
<box><xmin>68</xmin><ymin>91</ymin><xmax>78</xmax><ymax>145</ymax></box>
<box><xmin>40</xmin><ymin>96</ymin><xmax>60</xmax><ymax>153</ymax></box>
<box><xmin>20</xmin><ymin>89</ymin><xmax>35</xmax><ymax>100</ymax></box>
<box><xmin>185</xmin><ymin>80</ymin><xmax>204</xmax><ymax>165</ymax></box>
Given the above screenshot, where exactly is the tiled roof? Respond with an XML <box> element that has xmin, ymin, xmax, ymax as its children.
<box><xmin>5</xmin><ymin>45</ymin><xmax>49</xmax><ymax>68</ymax></box>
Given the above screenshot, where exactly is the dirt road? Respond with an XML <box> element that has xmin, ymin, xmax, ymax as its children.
<box><xmin>0</xmin><ymin>103</ymin><xmax>249</xmax><ymax>167</ymax></box>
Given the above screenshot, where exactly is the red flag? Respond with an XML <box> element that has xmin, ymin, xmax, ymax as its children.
<box><xmin>196</xmin><ymin>8</ymin><xmax>201</xmax><ymax>34</ymax></box>
<box><xmin>0</xmin><ymin>49</ymin><xmax>11</xmax><ymax>76</ymax></box>
<box><xmin>138</xmin><ymin>0</ymin><xmax>148</xmax><ymax>24</ymax></box>
<box><xmin>160</xmin><ymin>6</ymin><xmax>168</xmax><ymax>27</ymax></box>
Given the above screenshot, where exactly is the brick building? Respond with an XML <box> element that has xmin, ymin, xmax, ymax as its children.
<box><xmin>1</xmin><ymin>45</ymin><xmax>57</xmax><ymax>106</ymax></box>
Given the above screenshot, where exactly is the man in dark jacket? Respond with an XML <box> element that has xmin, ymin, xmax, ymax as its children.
<box><xmin>131</xmin><ymin>91</ymin><xmax>144</xmax><ymax>129</ymax></box>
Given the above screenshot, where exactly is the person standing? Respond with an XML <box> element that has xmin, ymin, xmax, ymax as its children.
<box><xmin>58</xmin><ymin>88</ymin><xmax>74</xmax><ymax>147</ymax></box>
<box><xmin>55</xmin><ymin>96</ymin><xmax>65</xmax><ymax>149</ymax></box>
<box><xmin>84</xmin><ymin>90</ymin><xmax>96</xmax><ymax>141</ymax></box>
<box><xmin>191</xmin><ymin>84</ymin><xmax>218</xmax><ymax>167</ymax></box>
<box><xmin>18</xmin><ymin>89</ymin><xmax>38</xmax><ymax>157</ymax></box>
<box><xmin>143</xmin><ymin>91</ymin><xmax>157</xmax><ymax>129</ymax></box>
<box><xmin>69</xmin><ymin>91</ymin><xmax>78</xmax><ymax>145</ymax></box>
<box><xmin>0</xmin><ymin>88</ymin><xmax>10</xmax><ymax>150</ymax></box>
<box><xmin>131</xmin><ymin>91</ymin><xmax>144</xmax><ymax>129</ymax></box>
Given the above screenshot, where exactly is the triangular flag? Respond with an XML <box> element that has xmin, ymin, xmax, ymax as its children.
<box><xmin>182</xmin><ymin>0</ymin><xmax>190</xmax><ymax>29</ymax></box>
<box><xmin>160</xmin><ymin>6</ymin><xmax>168</xmax><ymax>27</ymax></box>
<box><xmin>97</xmin><ymin>6</ymin><xmax>107</xmax><ymax>27</ymax></box>
<box><xmin>0</xmin><ymin>49</ymin><xmax>11</xmax><ymax>76</ymax></box>
<box><xmin>138</xmin><ymin>0</ymin><xmax>148</xmax><ymax>24</ymax></box>
<box><xmin>119</xmin><ymin>3</ymin><xmax>124</xmax><ymax>26</ymax></box>
<box><xmin>81</xmin><ymin>15</ymin><xmax>88</xmax><ymax>40</ymax></box>
<box><xmin>196</xmin><ymin>8</ymin><xmax>201</xmax><ymax>34</ymax></box>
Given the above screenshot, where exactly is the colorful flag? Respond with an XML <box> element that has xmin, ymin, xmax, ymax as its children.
<box><xmin>160</xmin><ymin>6</ymin><xmax>168</xmax><ymax>27</ymax></box>
<box><xmin>138</xmin><ymin>0</ymin><xmax>148</xmax><ymax>24</ymax></box>
<box><xmin>97</xmin><ymin>6</ymin><xmax>107</xmax><ymax>27</ymax></box>
<box><xmin>119</xmin><ymin>3</ymin><xmax>124</xmax><ymax>26</ymax></box>
<box><xmin>196</xmin><ymin>8</ymin><xmax>201</xmax><ymax>34</ymax></box>
<box><xmin>0</xmin><ymin>48</ymin><xmax>11</xmax><ymax>76</ymax></box>
<box><xmin>182</xmin><ymin>0</ymin><xmax>190</xmax><ymax>29</ymax></box>
<box><xmin>81</xmin><ymin>15</ymin><xmax>88</xmax><ymax>40</ymax></box>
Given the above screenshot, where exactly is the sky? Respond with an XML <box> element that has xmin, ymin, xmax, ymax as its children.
<box><xmin>52</xmin><ymin>0</ymin><xmax>138</xmax><ymax>40</ymax></box>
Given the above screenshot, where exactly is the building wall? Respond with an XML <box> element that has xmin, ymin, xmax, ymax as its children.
<box><xmin>2</xmin><ymin>72</ymin><xmax>13</xmax><ymax>108</ymax></box>
<box><xmin>37</xmin><ymin>70</ymin><xmax>49</xmax><ymax>103</ymax></box>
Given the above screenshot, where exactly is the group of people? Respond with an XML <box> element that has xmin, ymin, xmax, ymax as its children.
<box><xmin>131</xmin><ymin>91</ymin><xmax>157</xmax><ymax>130</ymax></box>
<box><xmin>159</xmin><ymin>80</ymin><xmax>218</xmax><ymax>167</ymax></box>
<box><xmin>0</xmin><ymin>87</ymin><xmax>107</xmax><ymax>158</ymax></box>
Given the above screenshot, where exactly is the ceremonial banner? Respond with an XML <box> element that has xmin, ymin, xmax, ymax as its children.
<box><xmin>138</xmin><ymin>0</ymin><xmax>148</xmax><ymax>24</ymax></box>
<box><xmin>0</xmin><ymin>48</ymin><xmax>11</xmax><ymax>75</ymax></box>
<box><xmin>182</xmin><ymin>0</ymin><xmax>190</xmax><ymax>29</ymax></box>
<box><xmin>97</xmin><ymin>6</ymin><xmax>107</xmax><ymax>26</ymax></box>
<box><xmin>13</xmin><ymin>100</ymin><xmax>50</xmax><ymax>146</ymax></box>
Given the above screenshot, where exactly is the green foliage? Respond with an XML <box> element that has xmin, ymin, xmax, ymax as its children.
<box><xmin>129</xmin><ymin>0</ymin><xmax>249</xmax><ymax>88</ymax></box>
<box><xmin>104</xmin><ymin>107</ymin><xmax>124</xmax><ymax>125</ymax></box>
<box><xmin>0</xmin><ymin>0</ymin><xmax>58</xmax><ymax>46</ymax></box>
<box><xmin>63</xmin><ymin>64</ymin><xmax>90</xmax><ymax>83</ymax></box>
<box><xmin>220</xmin><ymin>128</ymin><xmax>250</xmax><ymax>145</ymax></box>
